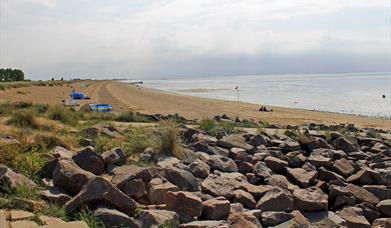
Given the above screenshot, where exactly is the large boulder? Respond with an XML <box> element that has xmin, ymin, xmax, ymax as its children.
<box><xmin>201</xmin><ymin>172</ymin><xmax>248</xmax><ymax>198</ymax></box>
<box><xmin>140</xmin><ymin>209</ymin><xmax>179</xmax><ymax>228</ymax></box>
<box><xmin>72</xmin><ymin>147</ymin><xmax>105</xmax><ymax>175</ymax></box>
<box><xmin>286</xmin><ymin>168</ymin><xmax>317</xmax><ymax>188</ymax></box>
<box><xmin>264</xmin><ymin>156</ymin><xmax>288</xmax><ymax>174</ymax></box>
<box><xmin>363</xmin><ymin>185</ymin><xmax>391</xmax><ymax>201</ymax></box>
<box><xmin>332</xmin><ymin>158</ymin><xmax>355</xmax><ymax>177</ymax></box>
<box><xmin>40</xmin><ymin>187</ymin><xmax>72</xmax><ymax>204</ymax></box>
<box><xmin>253</xmin><ymin>161</ymin><xmax>273</xmax><ymax>180</ymax></box>
<box><xmin>257</xmin><ymin>187</ymin><xmax>294</xmax><ymax>212</ymax></box>
<box><xmin>94</xmin><ymin>206</ymin><xmax>139</xmax><ymax>228</ymax></box>
<box><xmin>376</xmin><ymin>199</ymin><xmax>391</xmax><ymax>217</ymax></box>
<box><xmin>111</xmin><ymin>165</ymin><xmax>152</xmax><ymax>189</ymax></box>
<box><xmin>346</xmin><ymin>184</ymin><xmax>379</xmax><ymax>205</ymax></box>
<box><xmin>52</xmin><ymin>159</ymin><xmax>95</xmax><ymax>195</ymax></box>
<box><xmin>216</xmin><ymin>134</ymin><xmax>253</xmax><ymax>151</ymax></box>
<box><xmin>147</xmin><ymin>177</ymin><xmax>179</xmax><ymax>205</ymax></box>
<box><xmin>0</xmin><ymin>164</ymin><xmax>36</xmax><ymax>189</ymax></box>
<box><xmin>189</xmin><ymin>159</ymin><xmax>210</xmax><ymax>179</ymax></box>
<box><xmin>65</xmin><ymin>177</ymin><xmax>139</xmax><ymax>216</ymax></box>
<box><xmin>159</xmin><ymin>168</ymin><xmax>200</xmax><ymax>192</ymax></box>
<box><xmin>166</xmin><ymin>191</ymin><xmax>203</xmax><ymax>219</ymax></box>
<box><xmin>333</xmin><ymin>137</ymin><xmax>357</xmax><ymax>152</ymax></box>
<box><xmin>208</xmin><ymin>155</ymin><xmax>238</xmax><ymax>173</ymax></box>
<box><xmin>227</xmin><ymin>212</ymin><xmax>262</xmax><ymax>228</ymax></box>
<box><xmin>232</xmin><ymin>190</ymin><xmax>257</xmax><ymax>209</ymax></box>
<box><xmin>201</xmin><ymin>196</ymin><xmax>230</xmax><ymax>220</ymax></box>
<box><xmin>336</xmin><ymin>207</ymin><xmax>370</xmax><ymax>228</ymax></box>
<box><xmin>293</xmin><ymin>187</ymin><xmax>328</xmax><ymax>211</ymax></box>
<box><xmin>101</xmin><ymin>147</ymin><xmax>127</xmax><ymax>166</ymax></box>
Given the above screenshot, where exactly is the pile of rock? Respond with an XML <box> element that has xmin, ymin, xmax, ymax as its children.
<box><xmin>1</xmin><ymin>122</ymin><xmax>391</xmax><ymax>228</ymax></box>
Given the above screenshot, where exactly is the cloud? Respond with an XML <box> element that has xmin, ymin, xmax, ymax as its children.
<box><xmin>0</xmin><ymin>0</ymin><xmax>390</xmax><ymax>79</ymax></box>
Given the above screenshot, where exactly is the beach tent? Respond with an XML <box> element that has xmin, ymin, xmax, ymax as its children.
<box><xmin>71</xmin><ymin>91</ymin><xmax>90</xmax><ymax>100</ymax></box>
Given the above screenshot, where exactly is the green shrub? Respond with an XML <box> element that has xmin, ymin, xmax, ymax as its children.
<box><xmin>7</xmin><ymin>110</ymin><xmax>39</xmax><ymax>129</ymax></box>
<box><xmin>124</xmin><ymin>127</ymin><xmax>160</xmax><ymax>155</ymax></box>
<box><xmin>77</xmin><ymin>210</ymin><xmax>105</xmax><ymax>228</ymax></box>
<box><xmin>39</xmin><ymin>204</ymin><xmax>67</xmax><ymax>219</ymax></box>
<box><xmin>48</xmin><ymin>105</ymin><xmax>79</xmax><ymax>125</ymax></box>
<box><xmin>220</xmin><ymin>121</ymin><xmax>238</xmax><ymax>134</ymax></box>
<box><xmin>199</xmin><ymin>119</ymin><xmax>218</xmax><ymax>135</ymax></box>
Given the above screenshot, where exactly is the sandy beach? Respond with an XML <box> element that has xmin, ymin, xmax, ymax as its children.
<box><xmin>0</xmin><ymin>80</ymin><xmax>390</xmax><ymax>130</ymax></box>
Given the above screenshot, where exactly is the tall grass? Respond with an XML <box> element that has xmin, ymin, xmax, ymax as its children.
<box><xmin>158</xmin><ymin>120</ymin><xmax>183</xmax><ymax>158</ymax></box>
<box><xmin>199</xmin><ymin>118</ymin><xmax>239</xmax><ymax>136</ymax></box>
<box><xmin>7</xmin><ymin>110</ymin><xmax>39</xmax><ymax>129</ymax></box>
<box><xmin>77</xmin><ymin>210</ymin><xmax>105</xmax><ymax>228</ymax></box>
<box><xmin>48</xmin><ymin>105</ymin><xmax>79</xmax><ymax>125</ymax></box>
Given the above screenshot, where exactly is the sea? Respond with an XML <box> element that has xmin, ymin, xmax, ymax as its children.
<box><xmin>126</xmin><ymin>72</ymin><xmax>391</xmax><ymax>118</ymax></box>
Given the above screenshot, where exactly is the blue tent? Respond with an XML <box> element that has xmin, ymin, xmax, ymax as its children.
<box><xmin>71</xmin><ymin>91</ymin><xmax>90</xmax><ymax>100</ymax></box>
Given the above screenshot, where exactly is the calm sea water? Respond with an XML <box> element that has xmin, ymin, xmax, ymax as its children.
<box><xmin>127</xmin><ymin>73</ymin><xmax>391</xmax><ymax>117</ymax></box>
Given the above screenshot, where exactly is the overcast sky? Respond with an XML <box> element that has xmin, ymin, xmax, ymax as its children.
<box><xmin>0</xmin><ymin>0</ymin><xmax>390</xmax><ymax>80</ymax></box>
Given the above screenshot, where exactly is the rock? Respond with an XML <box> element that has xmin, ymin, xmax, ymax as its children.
<box><xmin>65</xmin><ymin>177</ymin><xmax>139</xmax><ymax>216</ymax></box>
<box><xmin>261</xmin><ymin>212</ymin><xmax>294</xmax><ymax>227</ymax></box>
<box><xmin>318</xmin><ymin>167</ymin><xmax>345</xmax><ymax>182</ymax></box>
<box><xmin>237</xmin><ymin>162</ymin><xmax>254</xmax><ymax>174</ymax></box>
<box><xmin>238</xmin><ymin>183</ymin><xmax>270</xmax><ymax>200</ymax></box>
<box><xmin>40</xmin><ymin>221</ymin><xmax>89</xmax><ymax>227</ymax></box>
<box><xmin>52</xmin><ymin>146</ymin><xmax>73</xmax><ymax>159</ymax></box>
<box><xmin>101</xmin><ymin>147</ymin><xmax>127</xmax><ymax>165</ymax></box>
<box><xmin>363</xmin><ymin>185</ymin><xmax>391</xmax><ymax>201</ymax></box>
<box><xmin>230</xmin><ymin>203</ymin><xmax>244</xmax><ymax>213</ymax></box>
<box><xmin>180</xmin><ymin>220</ymin><xmax>229</xmax><ymax>228</ymax></box>
<box><xmin>372</xmin><ymin>218</ymin><xmax>391</xmax><ymax>228</ymax></box>
<box><xmin>122</xmin><ymin>179</ymin><xmax>146</xmax><ymax>198</ymax></box>
<box><xmin>79</xmin><ymin>138</ymin><xmax>95</xmax><ymax>147</ymax></box>
<box><xmin>159</xmin><ymin>168</ymin><xmax>200</xmax><ymax>192</ymax></box>
<box><xmin>249</xmin><ymin>134</ymin><xmax>269</xmax><ymax>147</ymax></box>
<box><xmin>264</xmin><ymin>156</ymin><xmax>288</xmax><ymax>173</ymax></box>
<box><xmin>280</xmin><ymin>140</ymin><xmax>301</xmax><ymax>153</ymax></box>
<box><xmin>0</xmin><ymin>164</ymin><xmax>37</xmax><ymax>189</ymax></box>
<box><xmin>332</xmin><ymin>158</ymin><xmax>355</xmax><ymax>177</ymax></box>
<box><xmin>216</xmin><ymin>134</ymin><xmax>253</xmax><ymax>151</ymax></box>
<box><xmin>357</xmin><ymin>202</ymin><xmax>380</xmax><ymax>224</ymax></box>
<box><xmin>303</xmin><ymin>211</ymin><xmax>346</xmax><ymax>227</ymax></box>
<box><xmin>72</xmin><ymin>147</ymin><xmax>104</xmax><ymax>175</ymax></box>
<box><xmin>52</xmin><ymin>159</ymin><xmax>95</xmax><ymax>195</ymax></box>
<box><xmin>39</xmin><ymin>215</ymin><xmax>65</xmax><ymax>225</ymax></box>
<box><xmin>166</xmin><ymin>191</ymin><xmax>203</xmax><ymax>219</ymax></box>
<box><xmin>257</xmin><ymin>187</ymin><xmax>294</xmax><ymax>212</ymax></box>
<box><xmin>208</xmin><ymin>155</ymin><xmax>238</xmax><ymax>173</ymax></box>
<box><xmin>147</xmin><ymin>177</ymin><xmax>179</xmax><ymax>204</ymax></box>
<box><xmin>347</xmin><ymin>168</ymin><xmax>383</xmax><ymax>185</ymax></box>
<box><xmin>9</xmin><ymin>209</ymin><xmax>35</xmax><ymax>220</ymax></box>
<box><xmin>232</xmin><ymin>190</ymin><xmax>256</xmax><ymax>209</ymax></box>
<box><xmin>94</xmin><ymin>207</ymin><xmax>139</xmax><ymax>228</ymax></box>
<box><xmin>336</xmin><ymin>207</ymin><xmax>370</xmax><ymax>228</ymax></box>
<box><xmin>346</xmin><ymin>184</ymin><xmax>379</xmax><ymax>205</ymax></box>
<box><xmin>157</xmin><ymin>157</ymin><xmax>181</xmax><ymax>168</ymax></box>
<box><xmin>111</xmin><ymin>165</ymin><xmax>152</xmax><ymax>189</ymax></box>
<box><xmin>139</xmin><ymin>147</ymin><xmax>158</xmax><ymax>163</ymax></box>
<box><xmin>334</xmin><ymin>137</ymin><xmax>357</xmax><ymax>152</ymax></box>
<box><xmin>83</xmin><ymin>127</ymin><xmax>100</xmax><ymax>137</ymax></box>
<box><xmin>253</xmin><ymin>161</ymin><xmax>273</xmax><ymax>180</ymax></box>
<box><xmin>10</xmin><ymin>220</ymin><xmax>38</xmax><ymax>227</ymax></box>
<box><xmin>13</xmin><ymin>198</ymin><xmax>46</xmax><ymax>212</ymax></box>
<box><xmin>201</xmin><ymin>172</ymin><xmax>248</xmax><ymax>198</ymax></box>
<box><xmin>189</xmin><ymin>159</ymin><xmax>210</xmax><ymax>179</ymax></box>
<box><xmin>376</xmin><ymin>199</ymin><xmax>391</xmax><ymax>217</ymax></box>
<box><xmin>140</xmin><ymin>209</ymin><xmax>179</xmax><ymax>228</ymax></box>
<box><xmin>227</xmin><ymin>212</ymin><xmax>262</xmax><ymax>228</ymax></box>
<box><xmin>265</xmin><ymin>175</ymin><xmax>299</xmax><ymax>192</ymax></box>
<box><xmin>201</xmin><ymin>196</ymin><xmax>230</xmax><ymax>220</ymax></box>
<box><xmin>0</xmin><ymin>135</ymin><xmax>20</xmax><ymax>144</ymax></box>
<box><xmin>286</xmin><ymin>167</ymin><xmax>317</xmax><ymax>188</ymax></box>
<box><xmin>285</xmin><ymin>151</ymin><xmax>306</xmax><ymax>168</ymax></box>
<box><xmin>307</xmin><ymin>154</ymin><xmax>332</xmax><ymax>167</ymax></box>
<box><xmin>299</xmin><ymin>137</ymin><xmax>331</xmax><ymax>152</ymax></box>
<box><xmin>102</xmin><ymin>126</ymin><xmax>120</xmax><ymax>138</ymax></box>
<box><xmin>293</xmin><ymin>187</ymin><xmax>328</xmax><ymax>211</ymax></box>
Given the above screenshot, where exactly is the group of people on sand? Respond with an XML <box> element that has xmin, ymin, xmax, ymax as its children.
<box><xmin>259</xmin><ymin>106</ymin><xmax>273</xmax><ymax>112</ymax></box>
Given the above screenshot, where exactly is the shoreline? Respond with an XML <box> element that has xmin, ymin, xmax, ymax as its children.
<box><xmin>0</xmin><ymin>80</ymin><xmax>390</xmax><ymax>130</ymax></box>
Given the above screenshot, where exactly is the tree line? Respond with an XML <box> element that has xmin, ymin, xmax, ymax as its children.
<box><xmin>0</xmin><ymin>68</ymin><xmax>25</xmax><ymax>81</ymax></box>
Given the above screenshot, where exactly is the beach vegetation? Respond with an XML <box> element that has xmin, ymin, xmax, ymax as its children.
<box><xmin>158</xmin><ymin>120</ymin><xmax>183</xmax><ymax>157</ymax></box>
<box><xmin>48</xmin><ymin>105</ymin><xmax>79</xmax><ymax>125</ymax></box>
<box><xmin>76</xmin><ymin>209</ymin><xmax>105</xmax><ymax>228</ymax></box>
<box><xmin>7</xmin><ymin>110</ymin><xmax>39</xmax><ymax>129</ymax></box>
<box><xmin>199</xmin><ymin>118</ymin><xmax>239</xmax><ymax>136</ymax></box>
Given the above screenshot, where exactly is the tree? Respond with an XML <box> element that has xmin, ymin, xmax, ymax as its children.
<box><xmin>0</xmin><ymin>68</ymin><xmax>25</xmax><ymax>81</ymax></box>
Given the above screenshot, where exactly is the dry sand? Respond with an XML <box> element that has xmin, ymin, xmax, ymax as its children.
<box><xmin>0</xmin><ymin>80</ymin><xmax>390</xmax><ymax>130</ymax></box>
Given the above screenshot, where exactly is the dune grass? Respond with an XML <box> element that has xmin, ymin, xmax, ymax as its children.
<box><xmin>158</xmin><ymin>120</ymin><xmax>183</xmax><ymax>158</ymax></box>
<box><xmin>48</xmin><ymin>105</ymin><xmax>80</xmax><ymax>125</ymax></box>
<box><xmin>7</xmin><ymin>110</ymin><xmax>39</xmax><ymax>129</ymax></box>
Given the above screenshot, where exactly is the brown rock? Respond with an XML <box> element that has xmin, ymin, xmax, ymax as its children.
<box><xmin>228</xmin><ymin>212</ymin><xmax>262</xmax><ymax>228</ymax></box>
<box><xmin>72</xmin><ymin>147</ymin><xmax>105</xmax><ymax>175</ymax></box>
<box><xmin>333</xmin><ymin>137</ymin><xmax>357</xmax><ymax>153</ymax></box>
<box><xmin>286</xmin><ymin>167</ymin><xmax>317</xmax><ymax>188</ymax></box>
<box><xmin>52</xmin><ymin>159</ymin><xmax>95</xmax><ymax>195</ymax></box>
<box><xmin>216</xmin><ymin>134</ymin><xmax>253</xmax><ymax>151</ymax></box>
<box><xmin>293</xmin><ymin>187</ymin><xmax>328</xmax><ymax>211</ymax></box>
<box><xmin>180</xmin><ymin>220</ymin><xmax>229</xmax><ymax>228</ymax></box>
<box><xmin>261</xmin><ymin>211</ymin><xmax>294</xmax><ymax>227</ymax></box>
<box><xmin>337</xmin><ymin>207</ymin><xmax>370</xmax><ymax>228</ymax></box>
<box><xmin>65</xmin><ymin>177</ymin><xmax>139</xmax><ymax>216</ymax></box>
<box><xmin>264</xmin><ymin>156</ymin><xmax>288</xmax><ymax>173</ymax></box>
<box><xmin>201</xmin><ymin>196</ymin><xmax>230</xmax><ymax>220</ymax></box>
<box><xmin>111</xmin><ymin>165</ymin><xmax>152</xmax><ymax>189</ymax></box>
<box><xmin>232</xmin><ymin>190</ymin><xmax>257</xmax><ymax>209</ymax></box>
<box><xmin>166</xmin><ymin>191</ymin><xmax>203</xmax><ymax>218</ymax></box>
<box><xmin>0</xmin><ymin>164</ymin><xmax>37</xmax><ymax>189</ymax></box>
<box><xmin>376</xmin><ymin>199</ymin><xmax>391</xmax><ymax>217</ymax></box>
<box><xmin>257</xmin><ymin>187</ymin><xmax>294</xmax><ymax>212</ymax></box>
<box><xmin>147</xmin><ymin>177</ymin><xmax>179</xmax><ymax>204</ymax></box>
<box><xmin>122</xmin><ymin>179</ymin><xmax>146</xmax><ymax>198</ymax></box>
<box><xmin>189</xmin><ymin>159</ymin><xmax>210</xmax><ymax>178</ymax></box>
<box><xmin>101</xmin><ymin>147</ymin><xmax>127</xmax><ymax>166</ymax></box>
<box><xmin>201</xmin><ymin>172</ymin><xmax>248</xmax><ymax>198</ymax></box>
<box><xmin>346</xmin><ymin>184</ymin><xmax>379</xmax><ymax>205</ymax></box>
<box><xmin>40</xmin><ymin>187</ymin><xmax>72</xmax><ymax>204</ymax></box>
<box><xmin>13</xmin><ymin>198</ymin><xmax>46</xmax><ymax>212</ymax></box>
<box><xmin>238</xmin><ymin>183</ymin><xmax>270</xmax><ymax>200</ymax></box>
<box><xmin>332</xmin><ymin>158</ymin><xmax>355</xmax><ymax>177</ymax></box>
<box><xmin>140</xmin><ymin>209</ymin><xmax>179</xmax><ymax>228</ymax></box>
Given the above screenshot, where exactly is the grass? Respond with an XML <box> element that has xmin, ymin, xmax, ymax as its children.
<box><xmin>38</xmin><ymin>204</ymin><xmax>67</xmax><ymax>220</ymax></box>
<box><xmin>48</xmin><ymin>105</ymin><xmax>79</xmax><ymax>125</ymax></box>
<box><xmin>198</xmin><ymin>118</ymin><xmax>239</xmax><ymax>136</ymax></box>
<box><xmin>77</xmin><ymin>210</ymin><xmax>105</xmax><ymax>228</ymax></box>
<box><xmin>7</xmin><ymin>110</ymin><xmax>39</xmax><ymax>129</ymax></box>
<box><xmin>115</xmin><ymin>112</ymin><xmax>155</xmax><ymax>123</ymax></box>
<box><xmin>0</xmin><ymin>80</ymin><xmax>70</xmax><ymax>91</ymax></box>
<box><xmin>158</xmin><ymin>120</ymin><xmax>183</xmax><ymax>158</ymax></box>
<box><xmin>284</xmin><ymin>129</ymin><xmax>308</xmax><ymax>141</ymax></box>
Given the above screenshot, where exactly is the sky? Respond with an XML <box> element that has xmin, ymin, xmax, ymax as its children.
<box><xmin>0</xmin><ymin>0</ymin><xmax>390</xmax><ymax>80</ymax></box>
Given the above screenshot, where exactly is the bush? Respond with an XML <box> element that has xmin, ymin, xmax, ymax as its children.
<box><xmin>7</xmin><ymin>110</ymin><xmax>39</xmax><ymax>129</ymax></box>
<box><xmin>77</xmin><ymin>210</ymin><xmax>105</xmax><ymax>228</ymax></box>
<box><xmin>39</xmin><ymin>204</ymin><xmax>67</xmax><ymax>219</ymax></box>
<box><xmin>199</xmin><ymin>119</ymin><xmax>218</xmax><ymax>135</ymax></box>
<box><xmin>158</xmin><ymin>120</ymin><xmax>182</xmax><ymax>157</ymax></box>
<box><xmin>48</xmin><ymin>105</ymin><xmax>79</xmax><ymax>125</ymax></box>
